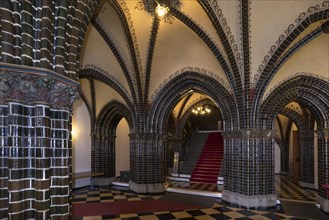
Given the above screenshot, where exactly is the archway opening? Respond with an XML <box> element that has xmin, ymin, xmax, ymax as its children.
<box><xmin>115</xmin><ymin>118</ymin><xmax>130</xmax><ymax>179</ymax></box>
<box><xmin>165</xmin><ymin>91</ymin><xmax>224</xmax><ymax>190</ymax></box>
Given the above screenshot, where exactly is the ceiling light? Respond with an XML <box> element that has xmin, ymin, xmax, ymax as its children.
<box><xmin>155</xmin><ymin>4</ymin><xmax>169</xmax><ymax>17</ymax></box>
<box><xmin>192</xmin><ymin>105</ymin><xmax>211</xmax><ymax>116</ymax></box>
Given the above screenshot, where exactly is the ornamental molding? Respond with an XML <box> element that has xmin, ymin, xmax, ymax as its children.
<box><xmin>222</xmin><ymin>129</ymin><xmax>274</xmax><ymax>139</ymax></box>
<box><xmin>80</xmin><ymin>64</ymin><xmax>132</xmax><ymax>101</ymax></box>
<box><xmin>150</xmin><ymin>66</ymin><xmax>232</xmax><ymax>101</ymax></box>
<box><xmin>261</xmin><ymin>72</ymin><xmax>329</xmax><ymax>104</ymax></box>
<box><xmin>0</xmin><ymin>64</ymin><xmax>78</xmax><ymax>110</ymax></box>
<box><xmin>208</xmin><ymin>0</ymin><xmax>243</xmax><ymax>72</ymax></box>
<box><xmin>254</xmin><ymin>1</ymin><xmax>329</xmax><ymax>85</ymax></box>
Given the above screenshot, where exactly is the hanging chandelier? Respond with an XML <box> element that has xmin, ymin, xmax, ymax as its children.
<box><xmin>192</xmin><ymin>105</ymin><xmax>211</xmax><ymax>116</ymax></box>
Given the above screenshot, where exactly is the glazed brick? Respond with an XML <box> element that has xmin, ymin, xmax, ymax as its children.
<box><xmin>32</xmin><ymin>180</ymin><xmax>50</xmax><ymax>190</ymax></box>
<box><xmin>50</xmin><ymin>187</ymin><xmax>69</xmax><ymax>196</ymax></box>
<box><xmin>8</xmin><ymin>179</ymin><xmax>30</xmax><ymax>190</ymax></box>
<box><xmin>10</xmin><ymin>190</ymin><xmax>35</xmax><ymax>202</ymax></box>
<box><xmin>9</xmin><ymin>200</ymin><xmax>33</xmax><ymax>213</ymax></box>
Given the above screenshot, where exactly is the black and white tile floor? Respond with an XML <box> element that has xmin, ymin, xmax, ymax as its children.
<box><xmin>72</xmin><ymin>175</ymin><xmax>323</xmax><ymax>219</ymax></box>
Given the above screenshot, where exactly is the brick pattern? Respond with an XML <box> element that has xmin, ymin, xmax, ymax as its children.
<box><xmin>317</xmin><ymin>128</ymin><xmax>329</xmax><ymax>199</ymax></box>
<box><xmin>0</xmin><ymin>0</ymin><xmax>100</xmax><ymax>78</ymax></box>
<box><xmin>92</xmin><ymin>100</ymin><xmax>133</xmax><ymax>178</ymax></box>
<box><xmin>149</xmin><ymin>71</ymin><xmax>235</xmax><ymax>132</ymax></box>
<box><xmin>91</xmin><ymin>20</ymin><xmax>138</xmax><ymax>103</ymax></box>
<box><xmin>198</xmin><ymin>0</ymin><xmax>243</xmax><ymax>94</ymax></box>
<box><xmin>278</xmin><ymin>107</ymin><xmax>315</xmax><ymax>185</ymax></box>
<box><xmin>0</xmin><ymin>105</ymin><xmax>9</xmax><ymax>219</ymax></box>
<box><xmin>129</xmin><ymin>133</ymin><xmax>166</xmax><ymax>192</ymax></box>
<box><xmin>252</xmin><ymin>2</ymin><xmax>329</xmax><ymax>109</ymax></box>
<box><xmin>222</xmin><ymin>129</ymin><xmax>275</xmax><ymax>196</ymax></box>
<box><xmin>108</xmin><ymin>0</ymin><xmax>143</xmax><ymax>100</ymax></box>
<box><xmin>0</xmin><ymin>64</ymin><xmax>78</xmax><ymax>218</ymax></box>
<box><xmin>0</xmin><ymin>103</ymin><xmax>72</xmax><ymax>219</ymax></box>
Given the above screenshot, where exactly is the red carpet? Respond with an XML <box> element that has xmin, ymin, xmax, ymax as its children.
<box><xmin>190</xmin><ymin>132</ymin><xmax>224</xmax><ymax>184</ymax></box>
<box><xmin>72</xmin><ymin>200</ymin><xmax>205</xmax><ymax>216</ymax></box>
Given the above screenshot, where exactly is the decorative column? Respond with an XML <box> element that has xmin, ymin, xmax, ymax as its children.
<box><xmin>280</xmin><ymin>139</ymin><xmax>289</xmax><ymax>175</ymax></box>
<box><xmin>0</xmin><ymin>64</ymin><xmax>78</xmax><ymax>219</ymax></box>
<box><xmin>222</xmin><ymin>129</ymin><xmax>277</xmax><ymax>208</ymax></box>
<box><xmin>91</xmin><ymin>130</ymin><xmax>116</xmax><ymax>185</ymax></box>
<box><xmin>129</xmin><ymin>133</ymin><xmax>166</xmax><ymax>193</ymax></box>
<box><xmin>317</xmin><ymin>127</ymin><xmax>329</xmax><ymax>213</ymax></box>
<box><xmin>299</xmin><ymin>135</ymin><xmax>315</xmax><ymax>188</ymax></box>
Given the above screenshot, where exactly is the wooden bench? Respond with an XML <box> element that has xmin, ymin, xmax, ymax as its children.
<box><xmin>72</xmin><ymin>171</ymin><xmax>104</xmax><ymax>189</ymax></box>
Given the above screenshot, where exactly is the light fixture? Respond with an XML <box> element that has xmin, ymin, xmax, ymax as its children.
<box><xmin>135</xmin><ymin>0</ymin><xmax>180</xmax><ymax>24</ymax></box>
<box><xmin>192</xmin><ymin>105</ymin><xmax>211</xmax><ymax>116</ymax></box>
<box><xmin>155</xmin><ymin>4</ymin><xmax>169</xmax><ymax>17</ymax></box>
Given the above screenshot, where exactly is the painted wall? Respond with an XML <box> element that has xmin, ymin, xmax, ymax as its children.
<box><xmin>115</xmin><ymin>118</ymin><xmax>130</xmax><ymax>177</ymax></box>
<box><xmin>72</xmin><ymin>99</ymin><xmax>92</xmax><ymax>188</ymax></box>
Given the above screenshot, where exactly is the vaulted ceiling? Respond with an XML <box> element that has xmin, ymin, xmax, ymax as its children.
<box><xmin>79</xmin><ymin>0</ymin><xmax>329</xmax><ymax>124</ymax></box>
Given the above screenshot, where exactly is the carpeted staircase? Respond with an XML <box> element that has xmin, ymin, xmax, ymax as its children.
<box><xmin>190</xmin><ymin>132</ymin><xmax>223</xmax><ymax>184</ymax></box>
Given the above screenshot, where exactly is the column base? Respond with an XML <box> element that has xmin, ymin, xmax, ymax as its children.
<box><xmin>317</xmin><ymin>195</ymin><xmax>329</xmax><ymax>213</ymax></box>
<box><xmin>129</xmin><ymin>181</ymin><xmax>165</xmax><ymax>193</ymax></box>
<box><xmin>222</xmin><ymin>190</ymin><xmax>277</xmax><ymax>209</ymax></box>
<box><xmin>298</xmin><ymin>181</ymin><xmax>315</xmax><ymax>189</ymax></box>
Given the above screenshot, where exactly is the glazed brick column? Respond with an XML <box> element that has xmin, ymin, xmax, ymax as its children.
<box><xmin>0</xmin><ymin>105</ymin><xmax>8</xmax><ymax>219</ymax></box>
<box><xmin>299</xmin><ymin>136</ymin><xmax>315</xmax><ymax>188</ymax></box>
<box><xmin>91</xmin><ymin>130</ymin><xmax>115</xmax><ymax>185</ymax></box>
<box><xmin>0</xmin><ymin>64</ymin><xmax>78</xmax><ymax>219</ymax></box>
<box><xmin>49</xmin><ymin>108</ymin><xmax>72</xmax><ymax>218</ymax></box>
<box><xmin>280</xmin><ymin>143</ymin><xmax>289</xmax><ymax>175</ymax></box>
<box><xmin>129</xmin><ymin>133</ymin><xmax>166</xmax><ymax>193</ymax></box>
<box><xmin>222</xmin><ymin>129</ymin><xmax>277</xmax><ymax>209</ymax></box>
<box><xmin>317</xmin><ymin>127</ymin><xmax>329</xmax><ymax>213</ymax></box>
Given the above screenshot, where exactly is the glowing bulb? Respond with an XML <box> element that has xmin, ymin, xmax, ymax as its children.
<box><xmin>156</xmin><ymin>5</ymin><xmax>169</xmax><ymax>17</ymax></box>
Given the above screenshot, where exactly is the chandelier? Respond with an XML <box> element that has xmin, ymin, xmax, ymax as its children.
<box><xmin>192</xmin><ymin>105</ymin><xmax>211</xmax><ymax>116</ymax></box>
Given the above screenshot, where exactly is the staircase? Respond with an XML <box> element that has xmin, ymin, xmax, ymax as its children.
<box><xmin>180</xmin><ymin>133</ymin><xmax>208</xmax><ymax>175</ymax></box>
<box><xmin>189</xmin><ymin>132</ymin><xmax>224</xmax><ymax>184</ymax></box>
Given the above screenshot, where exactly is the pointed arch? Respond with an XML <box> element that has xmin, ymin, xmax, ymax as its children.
<box><xmin>148</xmin><ymin>71</ymin><xmax>236</xmax><ymax>133</ymax></box>
<box><xmin>259</xmin><ymin>75</ymin><xmax>329</xmax><ymax>128</ymax></box>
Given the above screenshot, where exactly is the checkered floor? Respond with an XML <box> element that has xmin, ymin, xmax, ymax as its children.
<box><xmin>167</xmin><ymin>181</ymin><xmax>220</xmax><ymax>192</ymax></box>
<box><xmin>72</xmin><ymin>175</ymin><xmax>321</xmax><ymax>219</ymax></box>
<box><xmin>275</xmin><ymin>175</ymin><xmax>317</xmax><ymax>201</ymax></box>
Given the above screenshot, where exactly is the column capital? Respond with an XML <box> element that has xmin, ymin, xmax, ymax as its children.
<box><xmin>0</xmin><ymin>63</ymin><xmax>78</xmax><ymax>110</ymax></box>
<box><xmin>222</xmin><ymin>129</ymin><xmax>274</xmax><ymax>139</ymax></box>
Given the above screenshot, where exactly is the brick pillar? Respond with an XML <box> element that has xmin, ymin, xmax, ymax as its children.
<box><xmin>129</xmin><ymin>133</ymin><xmax>166</xmax><ymax>193</ymax></box>
<box><xmin>317</xmin><ymin>127</ymin><xmax>329</xmax><ymax>213</ymax></box>
<box><xmin>299</xmin><ymin>135</ymin><xmax>315</xmax><ymax>188</ymax></box>
<box><xmin>222</xmin><ymin>129</ymin><xmax>277</xmax><ymax>208</ymax></box>
<box><xmin>0</xmin><ymin>64</ymin><xmax>78</xmax><ymax>219</ymax></box>
<box><xmin>0</xmin><ymin>105</ymin><xmax>9</xmax><ymax>219</ymax></box>
<box><xmin>280</xmin><ymin>140</ymin><xmax>289</xmax><ymax>175</ymax></box>
<box><xmin>91</xmin><ymin>130</ymin><xmax>116</xmax><ymax>185</ymax></box>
